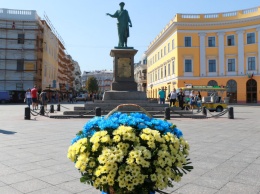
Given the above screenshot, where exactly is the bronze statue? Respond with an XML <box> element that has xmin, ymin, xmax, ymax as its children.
<box><xmin>107</xmin><ymin>2</ymin><xmax>132</xmax><ymax>48</ymax></box>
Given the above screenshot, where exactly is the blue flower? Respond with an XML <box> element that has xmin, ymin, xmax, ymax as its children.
<box><xmin>70</xmin><ymin>112</ymin><xmax>184</xmax><ymax>144</ymax></box>
<box><xmin>173</xmin><ymin>127</ymin><xmax>183</xmax><ymax>138</ymax></box>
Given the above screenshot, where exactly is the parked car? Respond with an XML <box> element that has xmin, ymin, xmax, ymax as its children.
<box><xmin>0</xmin><ymin>91</ymin><xmax>11</xmax><ymax>104</ymax></box>
<box><xmin>75</xmin><ymin>94</ymin><xmax>87</xmax><ymax>102</ymax></box>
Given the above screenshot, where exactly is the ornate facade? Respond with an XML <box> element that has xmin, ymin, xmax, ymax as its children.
<box><xmin>146</xmin><ymin>6</ymin><xmax>260</xmax><ymax>103</ymax></box>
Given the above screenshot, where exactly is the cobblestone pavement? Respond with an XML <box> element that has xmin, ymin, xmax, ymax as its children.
<box><xmin>0</xmin><ymin>103</ymin><xmax>259</xmax><ymax>194</ymax></box>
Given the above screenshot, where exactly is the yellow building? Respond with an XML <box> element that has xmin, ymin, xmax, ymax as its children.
<box><xmin>146</xmin><ymin>6</ymin><xmax>260</xmax><ymax>103</ymax></box>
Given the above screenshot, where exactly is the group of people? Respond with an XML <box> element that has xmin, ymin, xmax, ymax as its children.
<box><xmin>158</xmin><ymin>88</ymin><xmax>202</xmax><ymax>112</ymax></box>
<box><xmin>24</xmin><ymin>85</ymin><xmax>48</xmax><ymax>110</ymax></box>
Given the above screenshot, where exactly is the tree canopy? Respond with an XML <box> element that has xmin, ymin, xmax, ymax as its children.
<box><xmin>85</xmin><ymin>76</ymin><xmax>99</xmax><ymax>94</ymax></box>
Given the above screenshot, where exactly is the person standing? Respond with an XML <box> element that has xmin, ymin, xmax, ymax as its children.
<box><xmin>168</xmin><ymin>88</ymin><xmax>177</xmax><ymax>107</ymax></box>
<box><xmin>177</xmin><ymin>88</ymin><xmax>185</xmax><ymax>110</ymax></box>
<box><xmin>25</xmin><ymin>88</ymin><xmax>32</xmax><ymax>108</ymax></box>
<box><xmin>158</xmin><ymin>88</ymin><xmax>166</xmax><ymax>104</ymax></box>
<box><xmin>107</xmin><ymin>2</ymin><xmax>132</xmax><ymax>47</ymax></box>
<box><xmin>40</xmin><ymin>91</ymin><xmax>47</xmax><ymax>110</ymax></box>
<box><xmin>196</xmin><ymin>91</ymin><xmax>202</xmax><ymax>112</ymax></box>
<box><xmin>31</xmin><ymin>85</ymin><xmax>38</xmax><ymax>110</ymax></box>
<box><xmin>189</xmin><ymin>90</ymin><xmax>196</xmax><ymax>112</ymax></box>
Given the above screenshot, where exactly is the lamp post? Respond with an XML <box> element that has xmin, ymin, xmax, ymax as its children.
<box><xmin>150</xmin><ymin>84</ymin><xmax>153</xmax><ymax>98</ymax></box>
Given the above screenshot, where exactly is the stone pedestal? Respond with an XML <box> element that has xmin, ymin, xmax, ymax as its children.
<box><xmin>103</xmin><ymin>48</ymin><xmax>147</xmax><ymax>102</ymax></box>
<box><xmin>110</xmin><ymin>48</ymin><xmax>138</xmax><ymax>91</ymax></box>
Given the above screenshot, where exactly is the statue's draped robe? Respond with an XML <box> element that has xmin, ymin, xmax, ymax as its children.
<box><xmin>112</xmin><ymin>9</ymin><xmax>131</xmax><ymax>47</ymax></box>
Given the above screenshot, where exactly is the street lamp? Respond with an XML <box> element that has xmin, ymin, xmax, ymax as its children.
<box><xmin>150</xmin><ymin>84</ymin><xmax>153</xmax><ymax>98</ymax></box>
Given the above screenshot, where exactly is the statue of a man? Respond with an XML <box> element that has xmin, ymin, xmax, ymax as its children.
<box><xmin>107</xmin><ymin>2</ymin><xmax>132</xmax><ymax>48</ymax></box>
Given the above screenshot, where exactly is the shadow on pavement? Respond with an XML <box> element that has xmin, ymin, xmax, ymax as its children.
<box><xmin>0</xmin><ymin>129</ymin><xmax>17</xmax><ymax>135</ymax></box>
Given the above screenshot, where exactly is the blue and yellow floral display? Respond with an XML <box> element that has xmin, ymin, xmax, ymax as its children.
<box><xmin>67</xmin><ymin>112</ymin><xmax>193</xmax><ymax>194</ymax></box>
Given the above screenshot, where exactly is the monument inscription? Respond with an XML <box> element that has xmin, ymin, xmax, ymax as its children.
<box><xmin>117</xmin><ymin>58</ymin><xmax>131</xmax><ymax>78</ymax></box>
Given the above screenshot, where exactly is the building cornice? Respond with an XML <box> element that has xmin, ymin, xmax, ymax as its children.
<box><xmin>147</xmin><ymin>15</ymin><xmax>260</xmax><ymax>55</ymax></box>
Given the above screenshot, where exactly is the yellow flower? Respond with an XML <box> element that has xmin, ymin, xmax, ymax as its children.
<box><xmin>113</xmin><ymin>135</ymin><xmax>121</xmax><ymax>142</ymax></box>
<box><xmin>79</xmin><ymin>165</ymin><xmax>86</xmax><ymax>172</ymax></box>
<box><xmin>150</xmin><ymin>174</ymin><xmax>157</xmax><ymax>182</ymax></box>
<box><xmin>101</xmin><ymin>135</ymin><xmax>111</xmax><ymax>143</ymax></box>
<box><xmin>100</xmin><ymin>175</ymin><xmax>107</xmax><ymax>184</ymax></box>
<box><xmin>95</xmin><ymin>169</ymin><xmax>101</xmax><ymax>177</ymax></box>
<box><xmin>92</xmin><ymin>143</ymin><xmax>99</xmax><ymax>152</ymax></box>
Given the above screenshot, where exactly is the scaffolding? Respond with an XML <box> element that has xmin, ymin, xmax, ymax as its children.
<box><xmin>0</xmin><ymin>9</ymin><xmax>43</xmax><ymax>101</ymax></box>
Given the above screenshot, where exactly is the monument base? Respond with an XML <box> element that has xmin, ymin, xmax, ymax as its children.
<box><xmin>103</xmin><ymin>90</ymin><xmax>147</xmax><ymax>101</ymax></box>
<box><xmin>111</xmin><ymin>81</ymin><xmax>137</xmax><ymax>91</ymax></box>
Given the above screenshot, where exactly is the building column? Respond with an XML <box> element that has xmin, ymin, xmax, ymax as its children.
<box><xmin>217</xmin><ymin>32</ymin><xmax>225</xmax><ymax>76</ymax></box>
<box><xmin>257</xmin><ymin>27</ymin><xmax>260</xmax><ymax>74</ymax></box>
<box><xmin>199</xmin><ymin>32</ymin><xmax>206</xmax><ymax>76</ymax></box>
<box><xmin>236</xmin><ymin>30</ymin><xmax>245</xmax><ymax>75</ymax></box>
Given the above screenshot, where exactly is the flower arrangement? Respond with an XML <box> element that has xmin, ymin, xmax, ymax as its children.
<box><xmin>67</xmin><ymin>109</ymin><xmax>193</xmax><ymax>194</ymax></box>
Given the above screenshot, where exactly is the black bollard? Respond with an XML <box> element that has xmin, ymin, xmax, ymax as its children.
<box><xmin>40</xmin><ymin>105</ymin><xmax>45</xmax><ymax>116</ymax></box>
<box><xmin>202</xmin><ymin>106</ymin><xmax>207</xmax><ymax>116</ymax></box>
<box><xmin>57</xmin><ymin>104</ymin><xmax>60</xmax><ymax>111</ymax></box>
<box><xmin>95</xmin><ymin>107</ymin><xmax>101</xmax><ymax>116</ymax></box>
<box><xmin>164</xmin><ymin>107</ymin><xmax>170</xmax><ymax>120</ymax></box>
<box><xmin>50</xmin><ymin>105</ymin><xmax>54</xmax><ymax>113</ymax></box>
<box><xmin>24</xmin><ymin>107</ymin><xmax>31</xmax><ymax>120</ymax></box>
<box><xmin>228</xmin><ymin>107</ymin><xmax>234</xmax><ymax>119</ymax></box>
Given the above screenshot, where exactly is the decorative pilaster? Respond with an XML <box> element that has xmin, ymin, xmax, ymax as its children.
<box><xmin>236</xmin><ymin>30</ymin><xmax>245</xmax><ymax>75</ymax></box>
<box><xmin>217</xmin><ymin>32</ymin><xmax>225</xmax><ymax>76</ymax></box>
<box><xmin>257</xmin><ymin>27</ymin><xmax>260</xmax><ymax>74</ymax></box>
<box><xmin>199</xmin><ymin>32</ymin><xmax>206</xmax><ymax>76</ymax></box>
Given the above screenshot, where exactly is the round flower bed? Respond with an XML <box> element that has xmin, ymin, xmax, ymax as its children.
<box><xmin>67</xmin><ymin>111</ymin><xmax>193</xmax><ymax>194</ymax></box>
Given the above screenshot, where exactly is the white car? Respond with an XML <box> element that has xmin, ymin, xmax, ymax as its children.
<box><xmin>75</xmin><ymin>94</ymin><xmax>87</xmax><ymax>102</ymax></box>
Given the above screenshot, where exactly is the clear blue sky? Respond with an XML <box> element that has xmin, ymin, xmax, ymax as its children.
<box><xmin>1</xmin><ymin>0</ymin><xmax>260</xmax><ymax>72</ymax></box>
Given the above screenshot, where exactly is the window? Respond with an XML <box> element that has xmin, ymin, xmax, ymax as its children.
<box><xmin>185</xmin><ymin>59</ymin><xmax>192</xmax><ymax>72</ymax></box>
<box><xmin>161</xmin><ymin>68</ymin><xmax>163</xmax><ymax>78</ymax></box>
<box><xmin>18</xmin><ymin>34</ymin><xmax>24</xmax><ymax>44</ymax></box>
<box><xmin>164</xmin><ymin>46</ymin><xmax>166</xmax><ymax>55</ymax></box>
<box><xmin>172</xmin><ymin>39</ymin><xmax>174</xmax><ymax>49</ymax></box>
<box><xmin>248</xmin><ymin>57</ymin><xmax>255</xmax><ymax>70</ymax></box>
<box><xmin>158</xmin><ymin>52</ymin><xmax>160</xmax><ymax>60</ymax></box>
<box><xmin>17</xmin><ymin>59</ymin><xmax>24</xmax><ymax>71</ymax></box>
<box><xmin>168</xmin><ymin>63</ymin><xmax>170</xmax><ymax>76</ymax></box>
<box><xmin>172</xmin><ymin>61</ymin><xmax>175</xmax><ymax>74</ymax></box>
<box><xmin>208</xmin><ymin>37</ymin><xmax>215</xmax><ymax>47</ymax></box>
<box><xmin>168</xmin><ymin>43</ymin><xmax>170</xmax><ymax>53</ymax></box>
<box><xmin>185</xmin><ymin>37</ymin><xmax>191</xmax><ymax>47</ymax></box>
<box><xmin>247</xmin><ymin>33</ymin><xmax>255</xmax><ymax>44</ymax></box>
<box><xmin>164</xmin><ymin>65</ymin><xmax>166</xmax><ymax>77</ymax></box>
<box><xmin>227</xmin><ymin>35</ymin><xmax>235</xmax><ymax>46</ymax></box>
<box><xmin>208</xmin><ymin>60</ymin><xmax>216</xmax><ymax>72</ymax></box>
<box><xmin>161</xmin><ymin>49</ymin><xmax>163</xmax><ymax>58</ymax></box>
<box><xmin>228</xmin><ymin>59</ymin><xmax>235</xmax><ymax>72</ymax></box>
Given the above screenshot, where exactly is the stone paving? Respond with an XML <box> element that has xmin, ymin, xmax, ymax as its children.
<box><xmin>0</xmin><ymin>103</ymin><xmax>260</xmax><ymax>194</ymax></box>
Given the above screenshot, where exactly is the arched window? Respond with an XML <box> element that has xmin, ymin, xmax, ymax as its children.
<box><xmin>207</xmin><ymin>80</ymin><xmax>218</xmax><ymax>96</ymax></box>
<box><xmin>226</xmin><ymin>80</ymin><xmax>237</xmax><ymax>103</ymax></box>
<box><xmin>246</xmin><ymin>79</ymin><xmax>257</xmax><ymax>103</ymax></box>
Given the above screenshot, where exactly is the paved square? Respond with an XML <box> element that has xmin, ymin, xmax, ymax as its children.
<box><xmin>0</xmin><ymin>104</ymin><xmax>260</xmax><ymax>194</ymax></box>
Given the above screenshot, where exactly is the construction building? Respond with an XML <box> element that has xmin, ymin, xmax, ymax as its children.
<box><xmin>146</xmin><ymin>6</ymin><xmax>260</xmax><ymax>103</ymax></box>
<box><xmin>0</xmin><ymin>9</ymin><xmax>43</xmax><ymax>102</ymax></box>
<box><xmin>0</xmin><ymin>8</ymin><xmax>80</xmax><ymax>102</ymax></box>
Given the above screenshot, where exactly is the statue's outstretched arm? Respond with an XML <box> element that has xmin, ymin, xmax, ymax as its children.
<box><xmin>106</xmin><ymin>12</ymin><xmax>117</xmax><ymax>18</ymax></box>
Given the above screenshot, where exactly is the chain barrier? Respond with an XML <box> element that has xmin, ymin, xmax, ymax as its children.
<box><xmin>29</xmin><ymin>108</ymin><xmax>50</xmax><ymax>118</ymax></box>
<box><xmin>30</xmin><ymin>109</ymin><xmax>41</xmax><ymax>116</ymax></box>
<box><xmin>60</xmin><ymin>105</ymin><xmax>69</xmax><ymax>110</ymax></box>
<box><xmin>205</xmin><ymin>108</ymin><xmax>229</xmax><ymax>118</ymax></box>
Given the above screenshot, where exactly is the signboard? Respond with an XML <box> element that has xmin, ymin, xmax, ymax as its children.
<box><xmin>24</xmin><ymin>62</ymin><xmax>35</xmax><ymax>71</ymax></box>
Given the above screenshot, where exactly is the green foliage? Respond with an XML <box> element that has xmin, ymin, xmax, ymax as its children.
<box><xmin>86</xmin><ymin>76</ymin><xmax>99</xmax><ymax>94</ymax></box>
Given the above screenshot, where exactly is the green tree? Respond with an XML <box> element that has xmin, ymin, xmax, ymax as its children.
<box><xmin>86</xmin><ymin>76</ymin><xmax>99</xmax><ymax>94</ymax></box>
